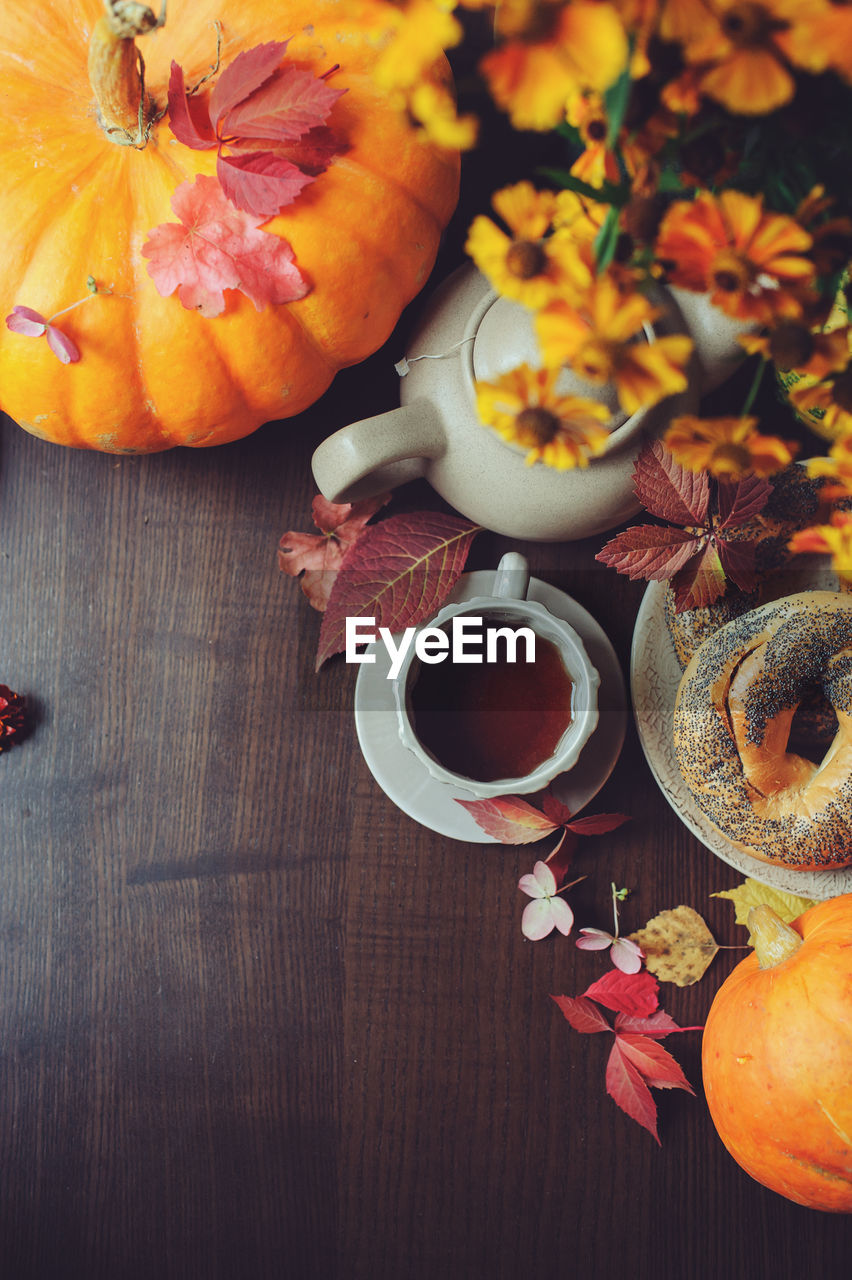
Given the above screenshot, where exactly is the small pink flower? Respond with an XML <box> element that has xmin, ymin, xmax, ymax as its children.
<box><xmin>518</xmin><ymin>860</ymin><xmax>574</xmax><ymax>941</ymax></box>
<box><xmin>576</xmin><ymin>927</ymin><xmax>644</xmax><ymax>973</ymax></box>
<box><xmin>6</xmin><ymin>305</ymin><xmax>82</xmax><ymax>364</ymax></box>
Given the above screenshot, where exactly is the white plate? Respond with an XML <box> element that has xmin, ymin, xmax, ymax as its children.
<box><xmin>630</xmin><ymin>580</ymin><xmax>852</xmax><ymax>899</ymax></box>
<box><xmin>354</xmin><ymin>571</ymin><xmax>627</xmax><ymax>841</ymax></box>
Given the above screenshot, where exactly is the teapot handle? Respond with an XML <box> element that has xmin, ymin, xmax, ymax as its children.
<box><xmin>311</xmin><ymin>400</ymin><xmax>446</xmax><ymax>504</ymax></box>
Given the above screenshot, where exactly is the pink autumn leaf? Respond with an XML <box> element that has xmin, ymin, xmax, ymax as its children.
<box><xmin>550</xmin><ymin>994</ymin><xmax>611</xmax><ymax>1034</ymax></box>
<box><xmin>142</xmin><ymin>175</ymin><xmax>309</xmax><ymax>317</ymax></box>
<box><xmin>455</xmin><ymin>795</ymin><xmax>559</xmax><ymax>844</ymax></box>
<box><xmin>278</xmin><ymin>493</ymin><xmax>391</xmax><ymax>612</ymax></box>
<box><xmin>518</xmin><ymin>861</ymin><xmax>574</xmax><ymax>940</ymax></box>
<box><xmin>605</xmin><ymin>1036</ymin><xmax>662</xmax><ymax>1143</ymax></box>
<box><xmin>615</xmin><ymin>1034</ymin><xmax>696</xmax><ymax>1094</ymax></box>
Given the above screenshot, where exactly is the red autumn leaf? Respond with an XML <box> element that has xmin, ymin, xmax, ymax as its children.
<box><xmin>278</xmin><ymin>493</ymin><xmax>391</xmax><ymax>612</ymax></box>
<box><xmin>632</xmin><ymin>439</ymin><xmax>710</xmax><ymax>526</ymax></box>
<box><xmin>168</xmin><ymin>40</ymin><xmax>345</xmax><ymax>219</ymax></box>
<box><xmin>716</xmin><ymin>474</ymin><xmax>773</xmax><ymax>530</ymax></box>
<box><xmin>142</xmin><ymin>176</ymin><xmax>309</xmax><ymax>317</ymax></box>
<box><xmin>550</xmin><ymin>995</ymin><xmax>611</xmax><ymax>1035</ymax></box>
<box><xmin>595</xmin><ymin>524</ymin><xmax>701</xmax><ymax>581</ymax></box>
<box><xmin>615</xmin><ymin>1033</ymin><xmax>696</xmax><ymax>1093</ymax></box>
<box><xmin>540</xmin><ymin>791</ymin><xmax>572</xmax><ymax>826</ymax></box>
<box><xmin>582</xmin><ymin>968</ymin><xmax>660</xmax><ymax>1017</ymax></box>
<box><xmin>614</xmin><ymin>1010</ymin><xmax>692</xmax><ymax>1039</ymax></box>
<box><xmin>316</xmin><ymin>512</ymin><xmax>480</xmax><ymax>670</ymax></box>
<box><xmin>455</xmin><ymin>795</ymin><xmax>559</xmax><ymax>844</ymax></box>
<box><xmin>606</xmin><ymin>1036</ymin><xmax>661</xmax><ymax>1142</ymax></box>
<box><xmin>717</xmin><ymin>537</ymin><xmax>758</xmax><ymax>594</ymax></box>
<box><xmin>670</xmin><ymin>539</ymin><xmax>726</xmax><ymax>611</ymax></box>
<box><xmin>565</xmin><ymin>812</ymin><xmax>631</xmax><ymax>836</ymax></box>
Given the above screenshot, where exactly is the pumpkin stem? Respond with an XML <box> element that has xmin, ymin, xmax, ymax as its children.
<box><xmin>88</xmin><ymin>0</ymin><xmax>167</xmax><ymax>145</ymax></box>
<box><xmin>747</xmin><ymin>904</ymin><xmax>804</xmax><ymax>969</ymax></box>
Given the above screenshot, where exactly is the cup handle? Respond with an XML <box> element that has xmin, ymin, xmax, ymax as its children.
<box><xmin>311</xmin><ymin>400</ymin><xmax>446</xmax><ymax>504</ymax></box>
<box><xmin>492</xmin><ymin>552</ymin><xmax>530</xmax><ymax>601</ymax></box>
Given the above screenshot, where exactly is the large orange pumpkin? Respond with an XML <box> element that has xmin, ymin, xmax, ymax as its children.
<box><xmin>702</xmin><ymin>897</ymin><xmax>852</xmax><ymax>1212</ymax></box>
<box><xmin>0</xmin><ymin>0</ymin><xmax>458</xmax><ymax>451</ymax></box>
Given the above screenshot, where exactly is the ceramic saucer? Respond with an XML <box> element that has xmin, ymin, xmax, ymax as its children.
<box><xmin>354</xmin><ymin>570</ymin><xmax>627</xmax><ymax>841</ymax></box>
<box><xmin>631</xmin><ymin>579</ymin><xmax>852</xmax><ymax>899</ymax></box>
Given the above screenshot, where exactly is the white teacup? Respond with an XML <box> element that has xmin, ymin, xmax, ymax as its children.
<box><xmin>391</xmin><ymin>553</ymin><xmax>600</xmax><ymax>798</ymax></box>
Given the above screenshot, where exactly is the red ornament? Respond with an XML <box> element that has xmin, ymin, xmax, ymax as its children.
<box><xmin>0</xmin><ymin>685</ymin><xmax>26</xmax><ymax>750</ymax></box>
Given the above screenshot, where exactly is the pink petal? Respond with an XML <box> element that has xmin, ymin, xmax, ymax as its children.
<box><xmin>518</xmin><ymin>872</ymin><xmax>546</xmax><ymax>900</ymax></box>
<box><xmin>6</xmin><ymin>305</ymin><xmax>47</xmax><ymax>335</ymax></box>
<box><xmin>532</xmin><ymin>860</ymin><xmax>557</xmax><ymax>896</ymax></box>
<box><xmin>576</xmin><ymin>928</ymin><xmax>615</xmax><ymax>951</ymax></box>
<box><xmin>45</xmin><ymin>325</ymin><xmax>81</xmax><ymax>364</ymax></box>
<box><xmin>610</xmin><ymin>938</ymin><xmax>644</xmax><ymax>973</ymax></box>
<box><xmin>522</xmin><ymin>899</ymin><xmax>556</xmax><ymax>941</ymax></box>
<box><xmin>549</xmin><ymin>896</ymin><xmax>574</xmax><ymax>937</ymax></box>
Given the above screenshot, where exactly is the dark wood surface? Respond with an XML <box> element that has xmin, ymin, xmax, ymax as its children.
<box><xmin>2</xmin><ymin>335</ymin><xmax>852</xmax><ymax>1280</ymax></box>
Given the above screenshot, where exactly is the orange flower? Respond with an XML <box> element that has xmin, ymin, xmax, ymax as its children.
<box><xmin>465</xmin><ymin>182</ymin><xmax>592</xmax><ymax>309</ymax></box>
<box><xmin>655</xmin><ymin>189</ymin><xmax>815</xmax><ymax>324</ymax></box>
<box><xmin>474</xmin><ymin>363</ymin><xmax>612</xmax><ymax>469</ymax></box>
<box><xmin>480</xmin><ymin>1</ymin><xmax>629</xmax><ymax>131</ymax></box>
<box><xmin>789</xmin><ymin>362</ymin><xmax>852</xmax><ymax>437</ymax></box>
<box><xmin>535</xmin><ymin>278</ymin><xmax>693</xmax><ymax>415</ymax></box>
<box><xmin>740</xmin><ymin>324</ymin><xmax>850</xmax><ymax>377</ymax></box>
<box><xmin>664</xmin><ymin>414</ymin><xmax>796</xmax><ymax>479</ymax></box>
<box><xmin>681</xmin><ymin>0</ymin><xmax>836</xmax><ymax>116</ymax></box>
<box><xmin>807</xmin><ymin>435</ymin><xmax>852</xmax><ymax>499</ymax></box>
<box><xmin>789</xmin><ymin>510</ymin><xmax>852</xmax><ymax>583</ymax></box>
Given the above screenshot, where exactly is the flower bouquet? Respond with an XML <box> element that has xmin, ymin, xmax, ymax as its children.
<box><xmin>377</xmin><ymin>0</ymin><xmax>852</xmax><ymax>587</ymax></box>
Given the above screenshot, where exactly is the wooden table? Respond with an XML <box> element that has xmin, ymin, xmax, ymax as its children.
<box><xmin>2</xmin><ymin>198</ymin><xmax>852</xmax><ymax>1280</ymax></box>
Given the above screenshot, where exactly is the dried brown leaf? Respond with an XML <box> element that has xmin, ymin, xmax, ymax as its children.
<box><xmin>629</xmin><ymin>905</ymin><xmax>719</xmax><ymax>986</ymax></box>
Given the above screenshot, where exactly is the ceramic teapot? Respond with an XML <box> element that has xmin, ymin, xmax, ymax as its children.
<box><xmin>311</xmin><ymin>265</ymin><xmax>749</xmax><ymax>542</ymax></box>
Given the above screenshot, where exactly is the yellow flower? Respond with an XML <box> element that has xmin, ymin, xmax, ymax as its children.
<box><xmin>664</xmin><ymin>414</ymin><xmax>796</xmax><ymax>479</ymax></box>
<box><xmin>480</xmin><ymin>2</ymin><xmax>629</xmax><ymax>131</ymax></box>
<box><xmin>789</xmin><ymin>511</ymin><xmax>852</xmax><ymax>583</ymax></box>
<box><xmin>535</xmin><ymin>278</ymin><xmax>693</xmax><ymax>415</ymax></box>
<box><xmin>740</xmin><ymin>324</ymin><xmax>850</xmax><ymax>377</ymax></box>
<box><xmin>409</xmin><ymin>82</ymin><xmax>479</xmax><ymax>149</ymax></box>
<box><xmin>807</xmin><ymin>435</ymin><xmax>852</xmax><ymax>499</ymax></box>
<box><xmin>475</xmin><ymin>364</ymin><xmax>612</xmax><ymax>469</ymax></box>
<box><xmin>682</xmin><ymin>0</ymin><xmax>835</xmax><ymax>116</ymax></box>
<box><xmin>552</xmin><ymin>190</ymin><xmax>608</xmax><ymax>242</ymax></box>
<box><xmin>655</xmin><ymin>190</ymin><xmax>815</xmax><ymax>324</ymax></box>
<box><xmin>373</xmin><ymin>0</ymin><xmax>463</xmax><ymax>92</ymax></box>
<box><xmin>789</xmin><ymin>363</ymin><xmax>852</xmax><ymax>437</ymax></box>
<box><xmin>465</xmin><ymin>182</ymin><xmax>591</xmax><ymax>308</ymax></box>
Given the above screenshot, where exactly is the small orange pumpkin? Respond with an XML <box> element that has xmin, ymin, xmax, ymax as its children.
<box><xmin>702</xmin><ymin>896</ymin><xmax>852</xmax><ymax>1212</ymax></box>
<box><xmin>0</xmin><ymin>0</ymin><xmax>458</xmax><ymax>452</ymax></box>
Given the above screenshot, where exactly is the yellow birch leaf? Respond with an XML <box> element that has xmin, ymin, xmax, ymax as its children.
<box><xmin>711</xmin><ymin>879</ymin><xmax>817</xmax><ymax>928</ymax></box>
<box><xmin>628</xmin><ymin>905</ymin><xmax>719</xmax><ymax>986</ymax></box>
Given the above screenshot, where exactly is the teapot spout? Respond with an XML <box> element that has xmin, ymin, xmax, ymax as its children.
<box><xmin>311</xmin><ymin>400</ymin><xmax>446</xmax><ymax>504</ymax></box>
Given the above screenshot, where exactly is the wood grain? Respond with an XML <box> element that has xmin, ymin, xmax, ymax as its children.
<box><xmin>2</xmin><ymin>372</ymin><xmax>852</xmax><ymax>1279</ymax></box>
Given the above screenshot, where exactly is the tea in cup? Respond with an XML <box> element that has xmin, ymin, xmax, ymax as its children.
<box><xmin>391</xmin><ymin>553</ymin><xmax>600</xmax><ymax>798</ymax></box>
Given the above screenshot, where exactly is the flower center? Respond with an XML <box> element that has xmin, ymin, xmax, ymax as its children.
<box><xmin>711</xmin><ymin>250</ymin><xmax>751</xmax><ymax>294</ymax></box>
<box><xmin>506</xmin><ymin>240</ymin><xmax>548</xmax><ymax>280</ymax></box>
<box><xmin>515</xmin><ymin>406</ymin><xmax>561</xmax><ymax>444</ymax></box>
<box><xmin>721</xmin><ymin>2</ymin><xmax>784</xmax><ymax>48</ymax></box>
<box><xmin>585</xmin><ymin>117</ymin><xmax>608</xmax><ymax>143</ymax></box>
<box><xmin>712</xmin><ymin>441</ymin><xmax>753</xmax><ymax>474</ymax></box>
<box><xmin>768</xmin><ymin>321</ymin><xmax>814</xmax><ymax>370</ymax></box>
